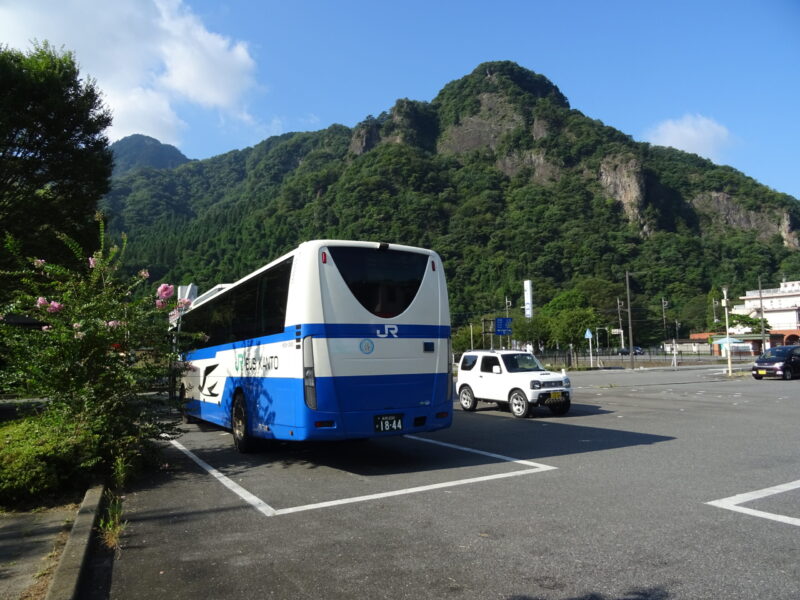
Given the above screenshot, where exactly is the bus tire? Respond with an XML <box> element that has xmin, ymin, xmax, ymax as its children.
<box><xmin>232</xmin><ymin>391</ymin><xmax>256</xmax><ymax>453</ymax></box>
<box><xmin>509</xmin><ymin>389</ymin><xmax>530</xmax><ymax>418</ymax></box>
<box><xmin>458</xmin><ymin>386</ymin><xmax>477</xmax><ymax>411</ymax></box>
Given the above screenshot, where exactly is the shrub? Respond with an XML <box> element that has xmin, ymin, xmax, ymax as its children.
<box><xmin>0</xmin><ymin>218</ymin><xmax>183</xmax><ymax>507</ymax></box>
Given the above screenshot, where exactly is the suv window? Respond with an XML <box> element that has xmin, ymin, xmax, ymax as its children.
<box><xmin>480</xmin><ymin>356</ymin><xmax>501</xmax><ymax>373</ymax></box>
<box><xmin>460</xmin><ymin>354</ymin><xmax>478</xmax><ymax>371</ymax></box>
<box><xmin>501</xmin><ymin>353</ymin><xmax>544</xmax><ymax>372</ymax></box>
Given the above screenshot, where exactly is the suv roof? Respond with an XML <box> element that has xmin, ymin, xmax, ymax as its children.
<box><xmin>463</xmin><ymin>349</ymin><xmax>528</xmax><ymax>355</ymax></box>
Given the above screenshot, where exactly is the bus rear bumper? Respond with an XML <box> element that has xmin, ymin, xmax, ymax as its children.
<box><xmin>265</xmin><ymin>407</ymin><xmax>453</xmax><ymax>441</ymax></box>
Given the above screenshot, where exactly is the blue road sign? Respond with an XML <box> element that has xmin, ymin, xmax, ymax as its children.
<box><xmin>495</xmin><ymin>317</ymin><xmax>513</xmax><ymax>335</ymax></box>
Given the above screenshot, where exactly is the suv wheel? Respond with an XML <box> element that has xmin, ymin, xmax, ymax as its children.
<box><xmin>509</xmin><ymin>389</ymin><xmax>530</xmax><ymax>418</ymax></box>
<box><xmin>459</xmin><ymin>386</ymin><xmax>478</xmax><ymax>411</ymax></box>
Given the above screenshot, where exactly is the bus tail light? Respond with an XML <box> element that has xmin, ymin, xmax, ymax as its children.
<box><xmin>303</xmin><ymin>335</ymin><xmax>317</xmax><ymax>410</ymax></box>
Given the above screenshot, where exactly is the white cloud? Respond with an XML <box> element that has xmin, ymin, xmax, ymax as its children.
<box><xmin>154</xmin><ymin>0</ymin><xmax>256</xmax><ymax>111</ymax></box>
<box><xmin>0</xmin><ymin>0</ymin><xmax>258</xmax><ymax>148</ymax></box>
<box><xmin>643</xmin><ymin>114</ymin><xmax>732</xmax><ymax>162</ymax></box>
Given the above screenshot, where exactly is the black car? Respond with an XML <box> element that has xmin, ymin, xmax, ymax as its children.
<box><xmin>618</xmin><ymin>346</ymin><xmax>644</xmax><ymax>356</ymax></box>
<box><xmin>752</xmin><ymin>345</ymin><xmax>800</xmax><ymax>380</ymax></box>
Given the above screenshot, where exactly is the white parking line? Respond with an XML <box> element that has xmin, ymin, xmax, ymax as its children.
<box><xmin>170</xmin><ymin>440</ymin><xmax>277</xmax><ymax>517</ymax></box>
<box><xmin>706</xmin><ymin>479</ymin><xmax>800</xmax><ymax>527</ymax></box>
<box><xmin>171</xmin><ymin>436</ymin><xmax>556</xmax><ymax>517</ymax></box>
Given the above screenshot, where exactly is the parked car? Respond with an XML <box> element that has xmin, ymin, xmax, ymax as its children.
<box><xmin>752</xmin><ymin>345</ymin><xmax>800</xmax><ymax>380</ymax></box>
<box><xmin>617</xmin><ymin>346</ymin><xmax>644</xmax><ymax>356</ymax></box>
<box><xmin>455</xmin><ymin>350</ymin><xmax>571</xmax><ymax>418</ymax></box>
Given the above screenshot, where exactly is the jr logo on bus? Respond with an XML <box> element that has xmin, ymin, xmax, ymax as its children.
<box><xmin>376</xmin><ymin>324</ymin><xmax>398</xmax><ymax>338</ymax></box>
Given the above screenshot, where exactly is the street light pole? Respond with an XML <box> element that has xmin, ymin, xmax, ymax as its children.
<box><xmin>722</xmin><ymin>286</ymin><xmax>732</xmax><ymax>376</ymax></box>
<box><xmin>626</xmin><ymin>270</ymin><xmax>634</xmax><ymax>370</ymax></box>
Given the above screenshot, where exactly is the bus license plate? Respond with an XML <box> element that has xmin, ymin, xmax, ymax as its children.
<box><xmin>550</xmin><ymin>391</ymin><xmax>562</xmax><ymax>399</ymax></box>
<box><xmin>374</xmin><ymin>414</ymin><xmax>403</xmax><ymax>432</ymax></box>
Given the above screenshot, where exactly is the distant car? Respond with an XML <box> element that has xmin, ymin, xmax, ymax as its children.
<box><xmin>752</xmin><ymin>345</ymin><xmax>800</xmax><ymax>380</ymax></box>
<box><xmin>456</xmin><ymin>350</ymin><xmax>571</xmax><ymax>418</ymax></box>
<box><xmin>618</xmin><ymin>346</ymin><xmax>643</xmax><ymax>356</ymax></box>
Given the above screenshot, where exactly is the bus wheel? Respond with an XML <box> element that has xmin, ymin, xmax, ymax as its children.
<box><xmin>232</xmin><ymin>392</ymin><xmax>256</xmax><ymax>453</ymax></box>
<box><xmin>509</xmin><ymin>389</ymin><xmax>530</xmax><ymax>418</ymax></box>
<box><xmin>459</xmin><ymin>386</ymin><xmax>477</xmax><ymax>411</ymax></box>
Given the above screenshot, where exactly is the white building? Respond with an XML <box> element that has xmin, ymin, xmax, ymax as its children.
<box><xmin>731</xmin><ymin>280</ymin><xmax>800</xmax><ymax>345</ymax></box>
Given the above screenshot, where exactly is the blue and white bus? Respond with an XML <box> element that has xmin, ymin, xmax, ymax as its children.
<box><xmin>177</xmin><ymin>240</ymin><xmax>452</xmax><ymax>452</ymax></box>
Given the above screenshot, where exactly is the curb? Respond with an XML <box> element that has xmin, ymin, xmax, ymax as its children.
<box><xmin>45</xmin><ymin>484</ymin><xmax>105</xmax><ymax>600</ymax></box>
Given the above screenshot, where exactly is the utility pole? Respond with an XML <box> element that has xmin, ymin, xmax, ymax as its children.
<box><xmin>758</xmin><ymin>276</ymin><xmax>766</xmax><ymax>352</ymax></box>
<box><xmin>626</xmin><ymin>271</ymin><xmax>634</xmax><ymax>370</ymax></box>
<box><xmin>505</xmin><ymin>297</ymin><xmax>512</xmax><ymax>349</ymax></box>
<box><xmin>722</xmin><ymin>286</ymin><xmax>732</xmax><ymax>376</ymax></box>
<box><xmin>616</xmin><ymin>297</ymin><xmax>625</xmax><ymax>349</ymax></box>
<box><xmin>661</xmin><ymin>298</ymin><xmax>668</xmax><ymax>342</ymax></box>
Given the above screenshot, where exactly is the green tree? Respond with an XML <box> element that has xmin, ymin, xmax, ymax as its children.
<box><xmin>0</xmin><ymin>41</ymin><xmax>113</xmax><ymax>277</ymax></box>
<box><xmin>729</xmin><ymin>313</ymin><xmax>770</xmax><ymax>331</ymax></box>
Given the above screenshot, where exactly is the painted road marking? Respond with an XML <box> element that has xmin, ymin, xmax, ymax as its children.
<box><xmin>171</xmin><ymin>436</ymin><xmax>556</xmax><ymax>517</ymax></box>
<box><xmin>706</xmin><ymin>479</ymin><xmax>800</xmax><ymax>527</ymax></box>
<box><xmin>170</xmin><ymin>439</ymin><xmax>277</xmax><ymax>517</ymax></box>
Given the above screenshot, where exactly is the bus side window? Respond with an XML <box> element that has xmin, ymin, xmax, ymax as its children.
<box><xmin>231</xmin><ymin>279</ymin><xmax>258</xmax><ymax>342</ymax></box>
<box><xmin>258</xmin><ymin>258</ymin><xmax>293</xmax><ymax>336</ymax></box>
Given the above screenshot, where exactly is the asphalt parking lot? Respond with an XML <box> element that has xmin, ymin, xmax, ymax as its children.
<box><xmin>81</xmin><ymin>367</ymin><xmax>800</xmax><ymax>599</ymax></box>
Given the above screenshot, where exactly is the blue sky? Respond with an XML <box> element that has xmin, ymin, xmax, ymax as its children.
<box><xmin>2</xmin><ymin>0</ymin><xmax>798</xmax><ymax>198</ymax></box>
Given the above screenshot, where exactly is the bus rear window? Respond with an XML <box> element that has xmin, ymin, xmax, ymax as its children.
<box><xmin>328</xmin><ymin>246</ymin><xmax>429</xmax><ymax>318</ymax></box>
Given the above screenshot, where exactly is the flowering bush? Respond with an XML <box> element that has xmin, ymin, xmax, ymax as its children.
<box><xmin>0</xmin><ymin>220</ymin><xmax>185</xmax><ymax>506</ymax></box>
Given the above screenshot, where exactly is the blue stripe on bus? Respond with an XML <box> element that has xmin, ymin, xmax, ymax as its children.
<box><xmin>184</xmin><ymin>323</ymin><xmax>451</xmax><ymax>360</ymax></box>
<box><xmin>182</xmin><ymin>372</ymin><xmax>453</xmax><ymax>441</ymax></box>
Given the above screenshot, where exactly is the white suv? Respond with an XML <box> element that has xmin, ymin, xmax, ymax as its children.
<box><xmin>456</xmin><ymin>350</ymin><xmax>571</xmax><ymax>418</ymax></box>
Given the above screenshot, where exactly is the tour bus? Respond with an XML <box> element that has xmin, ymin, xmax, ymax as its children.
<box><xmin>176</xmin><ymin>240</ymin><xmax>452</xmax><ymax>452</ymax></box>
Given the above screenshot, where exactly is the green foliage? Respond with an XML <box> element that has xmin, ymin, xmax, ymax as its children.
<box><xmin>433</xmin><ymin>61</ymin><xmax>569</xmax><ymax>129</ymax></box>
<box><xmin>0</xmin><ymin>407</ymin><xmax>101</xmax><ymax>506</ymax></box>
<box><xmin>0</xmin><ymin>41</ymin><xmax>112</xmax><ymax>279</ymax></box>
<box><xmin>110</xmin><ymin>134</ymin><xmax>190</xmax><ymax>177</ymax></box>
<box><xmin>0</xmin><ymin>221</ymin><xmax>182</xmax><ymax>507</ymax></box>
<box><xmin>729</xmin><ymin>313</ymin><xmax>770</xmax><ymax>331</ymax></box>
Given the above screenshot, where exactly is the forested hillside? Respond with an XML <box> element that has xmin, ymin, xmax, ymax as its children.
<box><xmin>110</xmin><ymin>134</ymin><xmax>190</xmax><ymax>176</ymax></box>
<box><xmin>101</xmin><ymin>61</ymin><xmax>800</xmax><ymax>343</ymax></box>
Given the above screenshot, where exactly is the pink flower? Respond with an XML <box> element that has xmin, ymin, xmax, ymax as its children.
<box><xmin>106</xmin><ymin>320</ymin><xmax>122</xmax><ymax>328</ymax></box>
<box><xmin>47</xmin><ymin>301</ymin><xmax>64</xmax><ymax>313</ymax></box>
<box><xmin>88</xmin><ymin>257</ymin><xmax>97</xmax><ymax>268</ymax></box>
<box><xmin>138</xmin><ymin>269</ymin><xmax>150</xmax><ymax>279</ymax></box>
<box><xmin>156</xmin><ymin>283</ymin><xmax>174</xmax><ymax>300</ymax></box>
<box><xmin>155</xmin><ymin>299</ymin><xmax>167</xmax><ymax>309</ymax></box>
<box><xmin>36</xmin><ymin>297</ymin><xmax>48</xmax><ymax>308</ymax></box>
<box><xmin>42</xmin><ymin>325</ymin><xmax>52</xmax><ymax>331</ymax></box>
<box><xmin>33</xmin><ymin>259</ymin><xmax>46</xmax><ymax>268</ymax></box>
<box><xmin>177</xmin><ymin>298</ymin><xmax>192</xmax><ymax>309</ymax></box>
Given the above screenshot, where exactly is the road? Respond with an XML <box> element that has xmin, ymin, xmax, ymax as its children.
<box><xmin>83</xmin><ymin>367</ymin><xmax>800</xmax><ymax>599</ymax></box>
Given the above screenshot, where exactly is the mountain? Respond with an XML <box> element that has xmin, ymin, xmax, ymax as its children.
<box><xmin>110</xmin><ymin>134</ymin><xmax>190</xmax><ymax>176</ymax></box>
<box><xmin>100</xmin><ymin>61</ymin><xmax>800</xmax><ymax>340</ymax></box>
